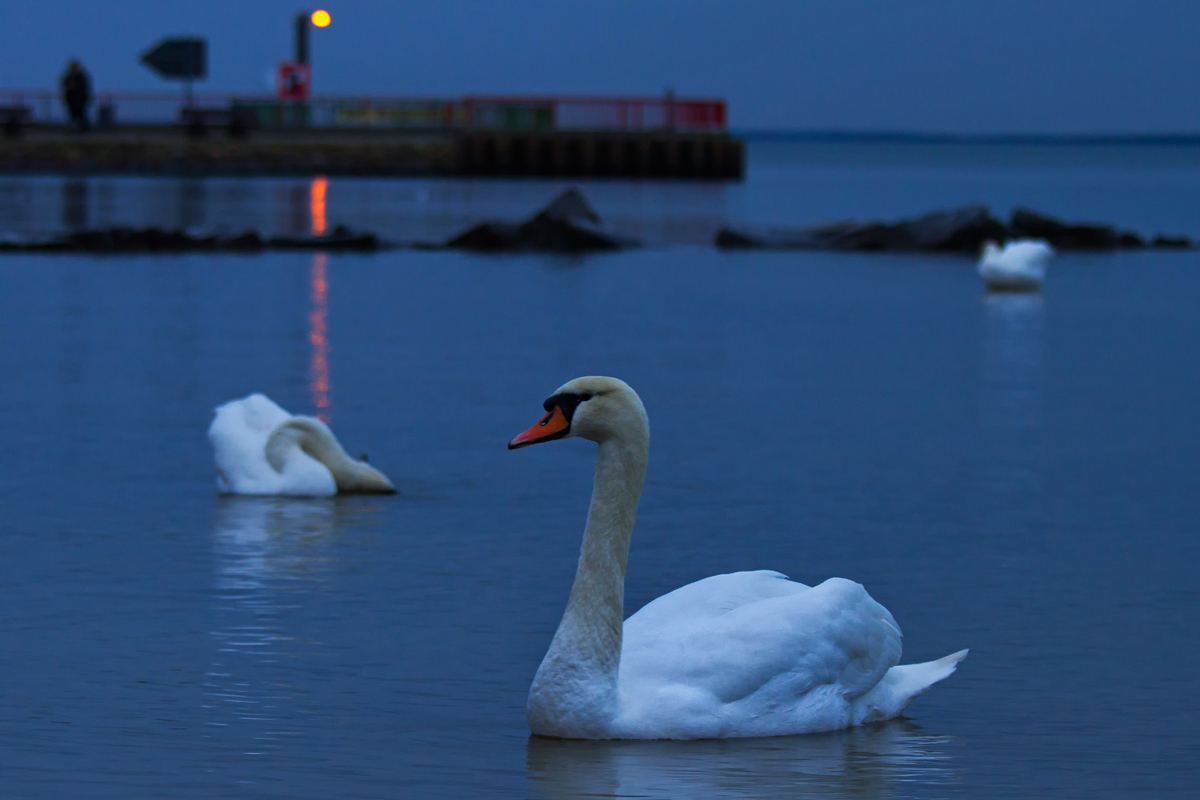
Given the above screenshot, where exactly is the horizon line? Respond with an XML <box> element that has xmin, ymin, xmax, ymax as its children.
<box><xmin>734</xmin><ymin>129</ymin><xmax>1200</xmax><ymax>146</ymax></box>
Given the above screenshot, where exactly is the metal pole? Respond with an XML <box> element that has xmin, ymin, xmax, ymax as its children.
<box><xmin>293</xmin><ymin>13</ymin><xmax>311</xmax><ymax>129</ymax></box>
<box><xmin>189</xmin><ymin>45</ymin><xmax>196</xmax><ymax>108</ymax></box>
<box><xmin>295</xmin><ymin>13</ymin><xmax>310</xmax><ymax>65</ymax></box>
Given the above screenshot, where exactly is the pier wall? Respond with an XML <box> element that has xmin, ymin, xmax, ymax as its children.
<box><xmin>457</xmin><ymin>132</ymin><xmax>742</xmax><ymax>179</ymax></box>
<box><xmin>0</xmin><ymin>126</ymin><xmax>743</xmax><ymax>180</ymax></box>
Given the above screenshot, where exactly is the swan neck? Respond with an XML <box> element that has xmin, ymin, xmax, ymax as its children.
<box><xmin>268</xmin><ymin>416</ymin><xmax>393</xmax><ymax>493</ymax></box>
<box><xmin>574</xmin><ymin>435</ymin><xmax>647</xmax><ymax>621</ymax></box>
<box><xmin>529</xmin><ymin>432</ymin><xmax>647</xmax><ymax>736</ymax></box>
<box><xmin>292</xmin><ymin>421</ymin><xmax>355</xmax><ymax>474</ymax></box>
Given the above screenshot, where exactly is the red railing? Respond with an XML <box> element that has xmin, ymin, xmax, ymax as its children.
<box><xmin>462</xmin><ymin>95</ymin><xmax>727</xmax><ymax>132</ymax></box>
<box><xmin>0</xmin><ymin>89</ymin><xmax>728</xmax><ymax>133</ymax></box>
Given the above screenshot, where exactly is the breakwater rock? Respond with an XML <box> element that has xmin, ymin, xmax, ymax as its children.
<box><xmin>0</xmin><ymin>224</ymin><xmax>382</xmax><ymax>254</ymax></box>
<box><xmin>716</xmin><ymin>206</ymin><xmax>1195</xmax><ymax>252</ymax></box>
<box><xmin>434</xmin><ymin>188</ymin><xmax>636</xmax><ymax>254</ymax></box>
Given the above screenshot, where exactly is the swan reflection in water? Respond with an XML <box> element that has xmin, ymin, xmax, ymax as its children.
<box><xmin>204</xmin><ymin>497</ymin><xmax>380</xmax><ymax>753</ymax></box>
<box><xmin>978</xmin><ymin>293</ymin><xmax>1045</xmax><ymax>539</ymax></box>
<box><xmin>528</xmin><ymin>720</ymin><xmax>955</xmax><ymax>800</ymax></box>
<box><xmin>981</xmin><ymin>293</ymin><xmax>1045</xmax><ymax>432</ymax></box>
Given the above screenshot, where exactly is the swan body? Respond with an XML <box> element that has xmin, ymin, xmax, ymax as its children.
<box><xmin>208</xmin><ymin>393</ymin><xmax>395</xmax><ymax>496</ymax></box>
<box><xmin>509</xmin><ymin>377</ymin><xmax>965</xmax><ymax>740</ymax></box>
<box><xmin>978</xmin><ymin>239</ymin><xmax>1054</xmax><ymax>291</ymax></box>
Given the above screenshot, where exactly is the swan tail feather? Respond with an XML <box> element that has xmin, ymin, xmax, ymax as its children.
<box><xmin>851</xmin><ymin>649</ymin><xmax>967</xmax><ymax>725</ymax></box>
<box><xmin>886</xmin><ymin>649</ymin><xmax>967</xmax><ymax>701</ymax></box>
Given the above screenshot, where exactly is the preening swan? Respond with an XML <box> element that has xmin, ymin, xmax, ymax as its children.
<box><xmin>509</xmin><ymin>377</ymin><xmax>966</xmax><ymax>740</ymax></box>
<box><xmin>978</xmin><ymin>239</ymin><xmax>1054</xmax><ymax>291</ymax></box>
<box><xmin>208</xmin><ymin>393</ymin><xmax>395</xmax><ymax>497</ymax></box>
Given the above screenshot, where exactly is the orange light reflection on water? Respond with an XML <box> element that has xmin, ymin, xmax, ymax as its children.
<box><xmin>310</xmin><ymin>176</ymin><xmax>328</xmax><ymax>236</ymax></box>
<box><xmin>309</xmin><ymin>253</ymin><xmax>331</xmax><ymax>423</ymax></box>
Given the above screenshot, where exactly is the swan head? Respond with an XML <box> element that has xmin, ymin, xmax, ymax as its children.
<box><xmin>333</xmin><ymin>457</ymin><xmax>397</xmax><ymax>494</ymax></box>
<box><xmin>508</xmin><ymin>376</ymin><xmax>647</xmax><ymax>449</ymax></box>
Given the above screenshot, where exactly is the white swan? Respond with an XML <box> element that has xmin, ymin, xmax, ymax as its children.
<box><xmin>509</xmin><ymin>377</ymin><xmax>966</xmax><ymax>740</ymax></box>
<box><xmin>978</xmin><ymin>239</ymin><xmax>1054</xmax><ymax>291</ymax></box>
<box><xmin>208</xmin><ymin>393</ymin><xmax>395</xmax><ymax>496</ymax></box>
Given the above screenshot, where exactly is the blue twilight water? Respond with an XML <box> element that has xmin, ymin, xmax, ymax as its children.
<box><xmin>1</xmin><ymin>142</ymin><xmax>1200</xmax><ymax>798</ymax></box>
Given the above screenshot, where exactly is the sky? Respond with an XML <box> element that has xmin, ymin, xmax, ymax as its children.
<box><xmin>2</xmin><ymin>1</ymin><xmax>1199</xmax><ymax>134</ymax></box>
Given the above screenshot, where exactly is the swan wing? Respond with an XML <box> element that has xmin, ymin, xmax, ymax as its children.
<box><xmin>980</xmin><ymin>239</ymin><xmax>1052</xmax><ymax>277</ymax></box>
<box><xmin>623</xmin><ymin>570</ymin><xmax>808</xmax><ymax>630</ymax></box>
<box><xmin>618</xmin><ymin>574</ymin><xmax>902</xmax><ymax>737</ymax></box>
<box><xmin>1002</xmin><ymin>239</ymin><xmax>1054</xmax><ymax>262</ymax></box>
<box><xmin>208</xmin><ymin>394</ymin><xmax>336</xmax><ymax>496</ymax></box>
<box><xmin>228</xmin><ymin>393</ymin><xmax>293</xmax><ymax>433</ymax></box>
<box><xmin>1001</xmin><ymin>241</ymin><xmax>1052</xmax><ymax>274</ymax></box>
<box><xmin>210</xmin><ymin>395</ymin><xmax>285</xmax><ymax>492</ymax></box>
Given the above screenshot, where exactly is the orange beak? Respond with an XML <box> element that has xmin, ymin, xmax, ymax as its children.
<box><xmin>508</xmin><ymin>406</ymin><xmax>571</xmax><ymax>449</ymax></box>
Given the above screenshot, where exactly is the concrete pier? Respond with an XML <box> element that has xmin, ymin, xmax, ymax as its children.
<box><xmin>457</xmin><ymin>131</ymin><xmax>742</xmax><ymax>179</ymax></box>
<box><xmin>0</xmin><ymin>125</ymin><xmax>742</xmax><ymax>180</ymax></box>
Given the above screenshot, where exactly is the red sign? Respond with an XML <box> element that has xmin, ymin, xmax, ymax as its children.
<box><xmin>277</xmin><ymin>62</ymin><xmax>311</xmax><ymax>100</ymax></box>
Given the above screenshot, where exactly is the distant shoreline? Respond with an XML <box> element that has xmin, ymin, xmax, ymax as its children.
<box><xmin>736</xmin><ymin>130</ymin><xmax>1200</xmax><ymax>146</ymax></box>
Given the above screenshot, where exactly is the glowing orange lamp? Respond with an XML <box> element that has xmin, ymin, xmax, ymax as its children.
<box><xmin>311</xmin><ymin>9</ymin><xmax>331</xmax><ymax>27</ymax></box>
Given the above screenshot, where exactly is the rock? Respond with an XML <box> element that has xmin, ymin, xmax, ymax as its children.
<box><xmin>714</xmin><ymin>227</ymin><xmax>777</xmax><ymax>249</ymax></box>
<box><xmin>716</xmin><ymin>205</ymin><xmax>1007</xmax><ymax>253</ymax></box>
<box><xmin>443</xmin><ymin>222</ymin><xmax>524</xmax><ymax>251</ymax></box>
<box><xmin>442</xmin><ymin>188</ymin><xmax>635</xmax><ymax>253</ymax></box>
<box><xmin>716</xmin><ymin>205</ymin><xmax>1192</xmax><ymax>253</ymax></box>
<box><xmin>834</xmin><ymin>206</ymin><xmax>1008</xmax><ymax>252</ymax></box>
<box><xmin>66</xmin><ymin>227</ymin><xmax>206</xmax><ymax>252</ymax></box>
<box><xmin>536</xmin><ymin>187</ymin><xmax>602</xmax><ymax>226</ymax></box>
<box><xmin>0</xmin><ymin>224</ymin><xmax>383</xmax><ymax>254</ymax></box>
<box><xmin>1151</xmin><ymin>234</ymin><xmax>1194</xmax><ymax>249</ymax></box>
<box><xmin>1007</xmin><ymin>208</ymin><xmax>1144</xmax><ymax>250</ymax></box>
<box><xmin>713</xmin><ymin>226</ymin><xmax>818</xmax><ymax>249</ymax></box>
<box><xmin>224</xmin><ymin>231</ymin><xmax>265</xmax><ymax>250</ymax></box>
<box><xmin>269</xmin><ymin>224</ymin><xmax>380</xmax><ymax>251</ymax></box>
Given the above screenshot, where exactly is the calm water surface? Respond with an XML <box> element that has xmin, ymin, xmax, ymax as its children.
<box><xmin>1</xmin><ymin>143</ymin><xmax>1199</xmax><ymax>798</ymax></box>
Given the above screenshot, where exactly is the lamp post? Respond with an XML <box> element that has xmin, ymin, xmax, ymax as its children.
<box><xmin>280</xmin><ymin>9</ymin><xmax>330</xmax><ymax>118</ymax></box>
<box><xmin>295</xmin><ymin>13</ymin><xmax>309</xmax><ymax>66</ymax></box>
<box><xmin>295</xmin><ymin>10</ymin><xmax>331</xmax><ymax>67</ymax></box>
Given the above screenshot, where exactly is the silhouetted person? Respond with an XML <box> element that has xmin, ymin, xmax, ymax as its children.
<box><xmin>60</xmin><ymin>60</ymin><xmax>92</xmax><ymax>131</ymax></box>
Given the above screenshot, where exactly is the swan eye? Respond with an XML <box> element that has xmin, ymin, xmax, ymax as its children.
<box><xmin>541</xmin><ymin>391</ymin><xmax>589</xmax><ymax>419</ymax></box>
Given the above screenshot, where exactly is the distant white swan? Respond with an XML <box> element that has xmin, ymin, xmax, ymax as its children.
<box><xmin>978</xmin><ymin>239</ymin><xmax>1054</xmax><ymax>291</ymax></box>
<box><xmin>509</xmin><ymin>376</ymin><xmax>966</xmax><ymax>740</ymax></box>
<box><xmin>208</xmin><ymin>393</ymin><xmax>395</xmax><ymax>496</ymax></box>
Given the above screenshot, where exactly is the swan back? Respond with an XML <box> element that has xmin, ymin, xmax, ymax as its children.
<box><xmin>212</xmin><ymin>393</ymin><xmax>290</xmax><ymax>444</ymax></box>
<box><xmin>978</xmin><ymin>238</ymin><xmax>1053</xmax><ymax>290</ymax></box>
